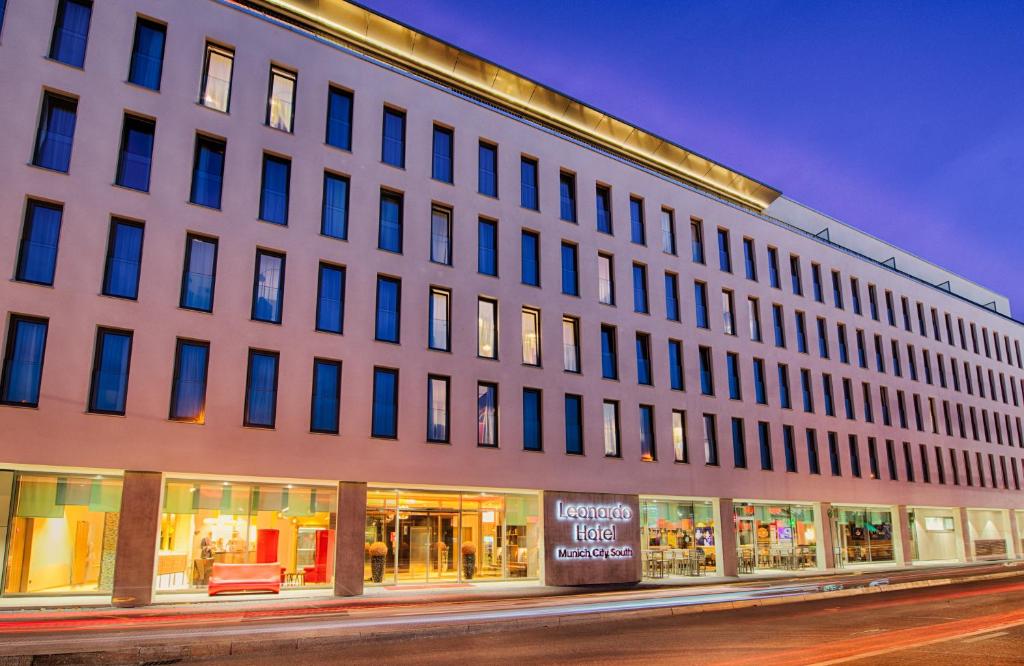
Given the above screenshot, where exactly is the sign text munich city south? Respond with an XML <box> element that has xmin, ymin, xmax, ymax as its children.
<box><xmin>554</xmin><ymin>501</ymin><xmax>636</xmax><ymax>560</ymax></box>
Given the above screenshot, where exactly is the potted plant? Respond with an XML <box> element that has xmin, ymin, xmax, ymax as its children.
<box><xmin>368</xmin><ymin>541</ymin><xmax>388</xmax><ymax>583</ymax></box>
<box><xmin>461</xmin><ymin>541</ymin><xmax>477</xmax><ymax>580</ymax></box>
<box><xmin>435</xmin><ymin>541</ymin><xmax>449</xmax><ymax>572</ymax></box>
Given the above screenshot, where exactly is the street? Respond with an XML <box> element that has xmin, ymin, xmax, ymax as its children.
<box><xmin>207</xmin><ymin>576</ymin><xmax>1024</xmax><ymax>665</ymax></box>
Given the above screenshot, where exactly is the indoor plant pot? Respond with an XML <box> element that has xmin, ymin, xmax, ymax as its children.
<box><xmin>368</xmin><ymin>541</ymin><xmax>388</xmax><ymax>583</ymax></box>
<box><xmin>461</xmin><ymin>541</ymin><xmax>477</xmax><ymax>580</ymax></box>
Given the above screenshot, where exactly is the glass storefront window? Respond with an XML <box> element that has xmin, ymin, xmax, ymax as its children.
<box><xmin>907</xmin><ymin>508</ymin><xmax>959</xmax><ymax>562</ymax></box>
<box><xmin>967</xmin><ymin>509</ymin><xmax>1011</xmax><ymax>560</ymax></box>
<box><xmin>735</xmin><ymin>502</ymin><xmax>817</xmax><ymax>572</ymax></box>
<box><xmin>157</xmin><ymin>480</ymin><xmax>337</xmax><ymax>593</ymax></box>
<box><xmin>640</xmin><ymin>499</ymin><xmax>716</xmax><ymax>578</ymax></box>
<box><xmin>834</xmin><ymin>507</ymin><xmax>894</xmax><ymax>564</ymax></box>
<box><xmin>3</xmin><ymin>473</ymin><xmax>122</xmax><ymax>595</ymax></box>
<box><xmin>364</xmin><ymin>489</ymin><xmax>539</xmax><ymax>585</ymax></box>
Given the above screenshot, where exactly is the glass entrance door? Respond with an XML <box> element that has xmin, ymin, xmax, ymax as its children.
<box><xmin>397</xmin><ymin>511</ymin><xmax>458</xmax><ymax>583</ymax></box>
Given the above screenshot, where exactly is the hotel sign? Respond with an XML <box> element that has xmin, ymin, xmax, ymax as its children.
<box><xmin>543</xmin><ymin>491</ymin><xmax>641</xmax><ymax>586</ymax></box>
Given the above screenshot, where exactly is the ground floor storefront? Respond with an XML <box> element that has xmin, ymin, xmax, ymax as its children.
<box><xmin>0</xmin><ymin>468</ymin><xmax>1021</xmax><ymax>606</ymax></box>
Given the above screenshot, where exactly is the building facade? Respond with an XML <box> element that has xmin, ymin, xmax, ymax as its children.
<box><xmin>0</xmin><ymin>0</ymin><xmax>1022</xmax><ymax>605</ymax></box>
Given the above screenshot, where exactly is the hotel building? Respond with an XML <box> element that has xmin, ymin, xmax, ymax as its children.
<box><xmin>0</xmin><ymin>0</ymin><xmax>1022</xmax><ymax>605</ymax></box>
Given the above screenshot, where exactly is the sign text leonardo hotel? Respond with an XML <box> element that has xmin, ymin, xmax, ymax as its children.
<box><xmin>554</xmin><ymin>500</ymin><xmax>635</xmax><ymax>560</ymax></box>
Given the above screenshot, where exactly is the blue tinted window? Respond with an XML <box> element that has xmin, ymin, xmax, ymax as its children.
<box><xmin>432</xmin><ymin>125</ymin><xmax>453</xmax><ymax>183</ymax></box>
<box><xmin>753</xmin><ymin>359</ymin><xmax>767</xmax><ymax>404</ymax></box>
<box><xmin>665</xmin><ymin>273</ymin><xmax>679</xmax><ymax>321</ymax></box>
<box><xmin>732</xmin><ymin>418</ymin><xmax>746</xmax><ymax>468</ymax></box>
<box><xmin>523</xmin><ymin>388</ymin><xmax>542</xmax><ymax>451</ymax></box>
<box><xmin>806</xmin><ymin>430</ymin><xmax>820</xmax><ymax>474</ymax></box>
<box><xmin>190</xmin><ymin>135</ymin><xmax>225</xmax><ymax>209</ymax></box>
<box><xmin>371</xmin><ymin>368</ymin><xmax>398</xmax><ymax>437</ymax></box>
<box><xmin>49</xmin><ymin>0</ymin><xmax>92</xmax><ymax>67</ymax></box>
<box><xmin>783</xmin><ymin>426</ymin><xmax>797</xmax><ymax>472</ymax></box>
<box><xmin>828</xmin><ymin>433</ymin><xmax>842</xmax><ymax>476</ymax></box>
<box><xmin>559</xmin><ymin>173</ymin><xmax>576</xmax><ymax>222</ymax></box>
<box><xmin>629</xmin><ymin>198</ymin><xmax>645</xmax><ymax>245</ymax></box>
<box><xmin>316</xmin><ymin>263</ymin><xmax>345</xmax><ymax>334</ymax></box>
<box><xmin>564</xmin><ymin>394</ymin><xmax>583</xmax><ymax>455</ymax></box>
<box><xmin>727</xmin><ymin>353</ymin><xmax>741</xmax><ymax>399</ymax></box>
<box><xmin>636</xmin><ymin>334</ymin><xmax>651</xmax><ymax>385</ymax></box>
<box><xmin>668</xmin><ymin>340</ymin><xmax>684</xmax><ymax>390</ymax></box>
<box><xmin>521</xmin><ymin>231</ymin><xmax>539</xmax><ymax>286</ymax></box>
<box><xmin>632</xmin><ymin>264</ymin><xmax>648</xmax><ymax>313</ymax></box>
<box><xmin>478</xmin><ymin>142</ymin><xmax>497</xmax><ymax>196</ymax></box>
<box><xmin>561</xmin><ymin>243</ymin><xmax>578</xmax><ymax>296</ymax></box>
<box><xmin>1</xmin><ymin>317</ymin><xmax>48</xmax><ymax>407</ymax></box>
<box><xmin>33</xmin><ymin>93</ymin><xmax>77</xmax><ymax>172</ymax></box>
<box><xmin>310</xmin><ymin>359</ymin><xmax>341</xmax><ymax>434</ymax></box>
<box><xmin>102</xmin><ymin>219</ymin><xmax>144</xmax><ymax>299</ymax></box>
<box><xmin>478</xmin><ymin>218</ymin><xmax>497</xmax><ymax>276</ymax></box>
<box><xmin>16</xmin><ymin>200</ymin><xmax>63</xmax><ymax>286</ymax></box>
<box><xmin>378</xmin><ymin>191</ymin><xmax>403</xmax><ymax>253</ymax></box>
<box><xmin>326</xmin><ymin>86</ymin><xmax>353</xmax><ymax>150</ymax></box>
<box><xmin>259</xmin><ymin>154</ymin><xmax>290</xmax><ymax>224</ymax></box>
<box><xmin>699</xmin><ymin>347</ymin><xmax>714</xmax><ymax>396</ymax></box>
<box><xmin>767</xmin><ymin>247</ymin><xmax>780</xmax><ymax>288</ymax></box>
<box><xmin>0</xmin><ymin>1</ymin><xmax>6</xmax><ymax>32</ymax></box>
<box><xmin>245</xmin><ymin>350</ymin><xmax>278</xmax><ymax>427</ymax></box>
<box><xmin>694</xmin><ymin>282</ymin><xmax>708</xmax><ymax>328</ymax></box>
<box><xmin>717</xmin><ymin>229</ymin><xmax>731</xmax><ymax>272</ymax></box>
<box><xmin>601</xmin><ymin>326</ymin><xmax>617</xmax><ymax>380</ymax></box>
<box><xmin>115</xmin><ymin>115</ymin><xmax>154</xmax><ymax>191</ymax></box>
<box><xmin>759</xmin><ymin>422</ymin><xmax>773</xmax><ymax>470</ymax></box>
<box><xmin>251</xmin><ymin>250</ymin><xmax>285</xmax><ymax>323</ymax></box>
<box><xmin>520</xmin><ymin>157</ymin><xmax>538</xmax><ymax>210</ymax></box>
<box><xmin>89</xmin><ymin>328</ymin><xmax>132</xmax><ymax>414</ymax></box>
<box><xmin>596</xmin><ymin>186</ymin><xmax>612</xmax><ymax>234</ymax></box>
<box><xmin>381</xmin><ymin>107</ymin><xmax>405</xmax><ymax>167</ymax></box>
<box><xmin>778</xmin><ymin>365</ymin><xmax>791</xmax><ymax>408</ymax></box>
<box><xmin>180</xmin><ymin>235</ymin><xmax>217</xmax><ymax>311</ymax></box>
<box><xmin>128</xmin><ymin>18</ymin><xmax>165</xmax><ymax>90</ymax></box>
<box><xmin>321</xmin><ymin>172</ymin><xmax>349</xmax><ymax>239</ymax></box>
<box><xmin>772</xmin><ymin>305</ymin><xmax>786</xmax><ymax>347</ymax></box>
<box><xmin>640</xmin><ymin>405</ymin><xmax>656</xmax><ymax>461</ymax></box>
<box><xmin>169</xmin><ymin>340</ymin><xmax>208</xmax><ymax>422</ymax></box>
<box><xmin>375</xmin><ymin>276</ymin><xmax>401</xmax><ymax>342</ymax></box>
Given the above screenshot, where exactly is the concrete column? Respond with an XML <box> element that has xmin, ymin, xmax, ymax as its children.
<box><xmin>334</xmin><ymin>481</ymin><xmax>367</xmax><ymax>597</ymax></box>
<box><xmin>816</xmin><ymin>502</ymin><xmax>835</xmax><ymax>570</ymax></box>
<box><xmin>0</xmin><ymin>471</ymin><xmax>13</xmax><ymax>584</ymax></box>
<box><xmin>111</xmin><ymin>471</ymin><xmax>162</xmax><ymax>607</ymax></box>
<box><xmin>896</xmin><ymin>505</ymin><xmax>913</xmax><ymax>566</ymax></box>
<box><xmin>1007</xmin><ymin>510</ymin><xmax>1021</xmax><ymax>560</ymax></box>
<box><xmin>957</xmin><ymin>507</ymin><xmax>974</xmax><ymax>562</ymax></box>
<box><xmin>715</xmin><ymin>498</ymin><xmax>738</xmax><ymax>577</ymax></box>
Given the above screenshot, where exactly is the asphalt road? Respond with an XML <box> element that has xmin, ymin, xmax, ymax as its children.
<box><xmin>209</xmin><ymin>576</ymin><xmax>1024</xmax><ymax>666</ymax></box>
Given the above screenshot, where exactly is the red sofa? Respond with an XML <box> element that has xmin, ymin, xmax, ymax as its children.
<box><xmin>302</xmin><ymin>529</ymin><xmax>336</xmax><ymax>584</ymax></box>
<box><xmin>208</xmin><ymin>563</ymin><xmax>281</xmax><ymax>596</ymax></box>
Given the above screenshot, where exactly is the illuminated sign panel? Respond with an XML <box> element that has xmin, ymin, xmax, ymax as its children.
<box><xmin>543</xmin><ymin>491</ymin><xmax>641</xmax><ymax>586</ymax></box>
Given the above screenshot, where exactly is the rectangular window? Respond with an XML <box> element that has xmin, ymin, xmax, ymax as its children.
<box><xmin>321</xmin><ymin>172</ymin><xmax>350</xmax><ymax>240</ymax></box>
<box><xmin>783</xmin><ymin>425</ymin><xmax>797</xmax><ymax>472</ymax></box>
<box><xmin>731</xmin><ymin>418</ymin><xmax>747</xmax><ymax>468</ymax></box>
<box><xmin>699</xmin><ymin>345</ymin><xmax>715</xmax><ymax>396</ymax></box>
<box><xmin>822</xmin><ymin>374</ymin><xmax>835</xmax><ymax>417</ymax></box>
<box><xmin>88</xmin><ymin>328</ymin><xmax>133</xmax><ymax>415</ymax></box>
<box><xmin>632</xmin><ymin>263</ymin><xmax>649</xmax><ymax>314</ymax></box>
<box><xmin>128</xmin><ymin>17</ymin><xmax>165</xmax><ymax>89</ymax></box>
<box><xmin>521</xmin><ymin>308</ymin><xmax>541</xmax><ymax>366</ymax></box>
<box><xmin>310</xmin><ymin>359</ymin><xmax>341</xmax><ymax>434</ymax></box>
<box><xmin>635</xmin><ymin>333</ymin><xmax>652</xmax><ymax>386</ymax></box>
<box><xmin>837</xmin><ymin>324</ymin><xmax>849</xmax><ymax>363</ymax></box>
<box><xmin>562</xmin><ymin>316</ymin><xmax>580</xmax><ymax>373</ymax></box>
<box><xmin>426</xmin><ymin>207</ymin><xmax>453</xmax><ymax>266</ymax></box>
<box><xmin>598</xmin><ymin>253</ymin><xmax>615</xmax><ymax>305</ymax></box>
<box><xmin>478</xmin><ymin>141</ymin><xmax>498</xmax><ymax>197</ymax></box>
<box><xmin>767</xmin><ymin>247</ymin><xmax>780</xmax><ymax>288</ymax></box>
<box><xmin>102</xmin><ymin>218</ymin><xmax>144</xmax><ymax>300</ymax></box>
<box><xmin>374</xmin><ymin>275</ymin><xmax>401</xmax><ymax>343</ymax></box>
<box><xmin>521</xmin><ymin>157</ymin><xmax>539</xmax><ymax>210</ymax></box>
<box><xmin>266</xmin><ymin>65</ymin><xmax>296</xmax><ymax>132</ymax></box>
<box><xmin>521</xmin><ymin>230</ymin><xmax>540</xmax><ymax>286</ymax></box>
<box><xmin>49</xmin><ymin>0</ymin><xmax>92</xmax><ymax>67</ymax></box>
<box><xmin>919</xmin><ymin>444</ymin><xmax>931</xmax><ymax>483</ymax></box>
<box><xmin>601</xmin><ymin>325</ymin><xmax>618</xmax><ymax>380</ymax></box>
<box><xmin>743</xmin><ymin>238</ymin><xmax>757</xmax><ymax>280</ymax></box>
<box><xmin>727</xmin><ymin>352</ymin><xmax>741</xmax><ymax>400</ymax></box>
<box><xmin>886</xmin><ymin>440</ymin><xmax>898</xmax><ymax>480</ymax></box>
<box><xmin>668</xmin><ymin>339</ymin><xmax>685</xmax><ymax>391</ymax></box>
<box><xmin>16</xmin><ymin>199</ymin><xmax>63</xmax><ymax>286</ymax></box>
<box><xmin>477</xmin><ymin>297</ymin><xmax>497</xmax><ymax>358</ymax></box>
<box><xmin>478</xmin><ymin>217</ymin><xmax>498</xmax><ymax>276</ymax></box>
<box><xmin>691</xmin><ymin>219</ymin><xmax>705</xmax><ymax>263</ymax></box>
<box><xmin>722</xmin><ymin>290</ymin><xmax>736</xmax><ymax>335</ymax></box>
<box><xmin>816</xmin><ymin>318</ymin><xmax>829</xmax><ymax>359</ymax></box>
<box><xmin>377</xmin><ymin>190</ymin><xmax>404</xmax><ymax>253</ymax></box>
<box><xmin>564</xmin><ymin>394</ymin><xmax>583</xmax><ymax>454</ymax></box>
<box><xmin>477</xmin><ymin>381</ymin><xmax>497</xmax><ymax>442</ymax></box>
<box><xmin>749</xmin><ymin>299</ymin><xmax>764</xmax><ymax>342</ymax></box>
<box><xmin>660</xmin><ymin>208</ymin><xmax>676</xmax><ymax>254</ymax></box>
<box><xmin>561</xmin><ymin>242</ymin><xmax>579</xmax><ymax>296</ymax></box>
<box><xmin>33</xmin><ymin>92</ymin><xmax>77</xmax><ymax>172</ymax></box>
<box><xmin>115</xmin><ymin>114</ymin><xmax>154</xmax><ymax>191</ymax></box>
<box><xmin>180</xmin><ymin>234</ymin><xmax>217</xmax><ymax>312</ymax></box>
<box><xmin>672</xmin><ymin>410</ymin><xmax>688</xmax><ymax>463</ymax></box>
<box><xmin>432</xmin><ymin>125</ymin><xmax>454</xmax><ymax>183</ymax></box>
<box><xmin>904</xmin><ymin>443</ymin><xmax>916</xmax><ymax>482</ymax></box>
<box><xmin>326</xmin><ymin>86</ymin><xmax>353</xmax><ymax>150</ymax></box>
<box><xmin>778</xmin><ymin>363</ymin><xmax>792</xmax><ymax>409</ymax></box>
<box><xmin>806</xmin><ymin>429</ymin><xmax>821</xmax><ymax>474</ymax></box>
<box><xmin>665</xmin><ymin>273</ymin><xmax>680</xmax><ymax>322</ymax></box>
<box><xmin>811</xmin><ymin>264</ymin><xmax>823</xmax><ymax>302</ymax></box>
<box><xmin>259</xmin><ymin>154</ymin><xmax>291</xmax><ymax>225</ymax></box>
<box><xmin>849</xmin><ymin>436</ymin><xmax>862</xmax><ymax>478</ymax></box>
<box><xmin>772</xmin><ymin>304</ymin><xmax>786</xmax><ymax>347</ymax></box>
<box><xmin>831</xmin><ymin>271</ymin><xmax>844</xmax><ymax>309</ymax></box>
<box><xmin>695</xmin><ymin>281</ymin><xmax>709</xmax><ymax>329</ymax></box>
<box><xmin>522</xmin><ymin>387</ymin><xmax>543</xmax><ymax>451</ymax></box>
<box><xmin>717</xmin><ymin>228</ymin><xmax>732</xmax><ymax>272</ymax></box>
<box><xmin>800</xmin><ymin>368</ymin><xmax>814</xmax><ymax>412</ymax></box>
<box><xmin>596</xmin><ymin>185</ymin><xmax>613</xmax><ymax>234</ymax></box>
<box><xmin>758</xmin><ymin>422</ymin><xmax>773</xmax><ymax>471</ymax></box>
<box><xmin>828</xmin><ymin>432</ymin><xmax>842</xmax><ymax>476</ymax></box>
<box><xmin>371</xmin><ymin>368</ymin><xmax>398</xmax><ymax>438</ymax></box>
<box><xmin>428</xmin><ymin>287</ymin><xmax>450</xmax><ymax>351</ymax></box>
<box><xmin>630</xmin><ymin>197</ymin><xmax>645</xmax><ymax>245</ymax></box>
<box><xmin>753</xmin><ymin>358</ymin><xmax>767</xmax><ymax>404</ymax></box>
<box><xmin>795</xmin><ymin>312</ymin><xmax>808</xmax><ymax>353</ymax></box>
<box><xmin>200</xmin><ymin>43</ymin><xmax>233</xmax><ymax>111</ymax></box>
<box><xmin>789</xmin><ymin>255</ymin><xmax>803</xmax><ymax>296</ymax></box>
<box><xmin>603</xmin><ymin>400</ymin><xmax>620</xmax><ymax>457</ymax></box>
<box><xmin>251</xmin><ymin>249</ymin><xmax>285</xmax><ymax>324</ymax></box>
<box><xmin>168</xmin><ymin>339</ymin><xmax>209</xmax><ymax>423</ymax></box>
<box><xmin>190</xmin><ymin>134</ymin><xmax>225</xmax><ymax>209</ymax></box>
<box><xmin>640</xmin><ymin>405</ymin><xmax>657</xmax><ymax>461</ymax></box>
<box><xmin>703</xmin><ymin>414</ymin><xmax>719</xmax><ymax>465</ymax></box>
<box><xmin>381</xmin><ymin>107</ymin><xmax>406</xmax><ymax>167</ymax></box>
<box><xmin>427</xmin><ymin>375</ymin><xmax>450</xmax><ymax>443</ymax></box>
<box><xmin>315</xmin><ymin>263</ymin><xmax>346</xmax><ymax>334</ymax></box>
<box><xmin>1</xmin><ymin>316</ymin><xmax>48</xmax><ymax>407</ymax></box>
<box><xmin>850</xmin><ymin>278</ymin><xmax>862</xmax><ymax>315</ymax></box>
<box><xmin>868</xmin><ymin>285</ymin><xmax>879</xmax><ymax>320</ymax></box>
<box><xmin>560</xmin><ymin>172</ymin><xmax>577</xmax><ymax>222</ymax></box>
<box><xmin>244</xmin><ymin>349</ymin><xmax>278</xmax><ymax>428</ymax></box>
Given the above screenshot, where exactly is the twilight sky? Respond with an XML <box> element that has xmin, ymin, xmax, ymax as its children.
<box><xmin>360</xmin><ymin>0</ymin><xmax>1024</xmax><ymax>314</ymax></box>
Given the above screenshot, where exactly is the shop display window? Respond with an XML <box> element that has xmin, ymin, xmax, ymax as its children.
<box><xmin>640</xmin><ymin>499</ymin><xmax>716</xmax><ymax>578</ymax></box>
<box><xmin>908</xmin><ymin>508</ymin><xmax>960</xmax><ymax>562</ymax></box>
<box><xmin>735</xmin><ymin>502</ymin><xmax>817</xmax><ymax>572</ymax></box>
<box><xmin>834</xmin><ymin>507</ymin><xmax>894</xmax><ymax>564</ymax></box>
